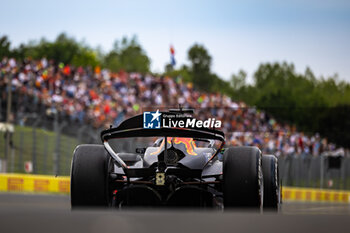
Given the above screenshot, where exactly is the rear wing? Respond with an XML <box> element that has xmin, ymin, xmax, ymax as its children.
<box><xmin>100</xmin><ymin>113</ymin><xmax>224</xmax><ymax>141</ymax></box>
<box><xmin>100</xmin><ymin>113</ymin><xmax>225</xmax><ymax>171</ymax></box>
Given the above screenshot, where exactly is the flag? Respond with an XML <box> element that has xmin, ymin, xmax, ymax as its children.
<box><xmin>170</xmin><ymin>45</ymin><xmax>176</xmax><ymax>66</ymax></box>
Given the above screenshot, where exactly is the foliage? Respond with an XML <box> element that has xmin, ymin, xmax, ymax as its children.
<box><xmin>0</xmin><ymin>35</ymin><xmax>11</xmax><ymax>58</ymax></box>
<box><xmin>2</xmin><ymin>33</ymin><xmax>151</xmax><ymax>72</ymax></box>
<box><xmin>9</xmin><ymin>33</ymin><xmax>100</xmax><ymax>67</ymax></box>
<box><xmin>164</xmin><ymin>64</ymin><xmax>192</xmax><ymax>83</ymax></box>
<box><xmin>230</xmin><ymin>62</ymin><xmax>350</xmax><ymax>148</ymax></box>
<box><xmin>211</xmin><ymin>73</ymin><xmax>231</xmax><ymax>94</ymax></box>
<box><xmin>185</xmin><ymin>43</ymin><xmax>233</xmax><ymax>94</ymax></box>
<box><xmin>104</xmin><ymin>36</ymin><xmax>150</xmax><ymax>73</ymax></box>
<box><xmin>318</xmin><ymin>105</ymin><xmax>350</xmax><ymax>148</ymax></box>
<box><xmin>187</xmin><ymin>44</ymin><xmax>213</xmax><ymax>91</ymax></box>
<box><xmin>231</xmin><ymin>70</ymin><xmax>247</xmax><ymax>91</ymax></box>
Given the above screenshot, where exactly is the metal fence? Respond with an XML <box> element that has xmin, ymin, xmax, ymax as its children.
<box><xmin>0</xmin><ymin>118</ymin><xmax>100</xmax><ymax>176</ymax></box>
<box><xmin>279</xmin><ymin>154</ymin><xmax>350</xmax><ymax>190</ymax></box>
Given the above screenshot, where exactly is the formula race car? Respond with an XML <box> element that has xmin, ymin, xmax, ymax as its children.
<box><xmin>70</xmin><ymin>109</ymin><xmax>280</xmax><ymax>210</ymax></box>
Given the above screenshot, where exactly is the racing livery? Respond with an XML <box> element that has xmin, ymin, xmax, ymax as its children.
<box><xmin>70</xmin><ymin>109</ymin><xmax>280</xmax><ymax>209</ymax></box>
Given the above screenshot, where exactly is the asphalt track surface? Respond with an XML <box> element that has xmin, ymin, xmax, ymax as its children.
<box><xmin>1</xmin><ymin>193</ymin><xmax>350</xmax><ymax>233</ymax></box>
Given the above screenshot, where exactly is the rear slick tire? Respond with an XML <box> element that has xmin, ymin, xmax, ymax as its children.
<box><xmin>223</xmin><ymin>146</ymin><xmax>263</xmax><ymax>209</ymax></box>
<box><xmin>70</xmin><ymin>144</ymin><xmax>110</xmax><ymax>208</ymax></box>
<box><xmin>262</xmin><ymin>154</ymin><xmax>280</xmax><ymax>210</ymax></box>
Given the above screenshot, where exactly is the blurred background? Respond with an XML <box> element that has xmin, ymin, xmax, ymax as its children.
<box><xmin>1</xmin><ymin>0</ymin><xmax>350</xmax><ymax>190</ymax></box>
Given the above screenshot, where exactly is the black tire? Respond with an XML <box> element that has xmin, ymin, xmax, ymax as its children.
<box><xmin>223</xmin><ymin>146</ymin><xmax>263</xmax><ymax>209</ymax></box>
<box><xmin>262</xmin><ymin>154</ymin><xmax>280</xmax><ymax>210</ymax></box>
<box><xmin>71</xmin><ymin>144</ymin><xmax>110</xmax><ymax>207</ymax></box>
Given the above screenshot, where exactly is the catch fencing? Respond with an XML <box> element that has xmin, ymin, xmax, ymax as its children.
<box><xmin>279</xmin><ymin>154</ymin><xmax>350</xmax><ymax>190</ymax></box>
<box><xmin>0</xmin><ymin>113</ymin><xmax>101</xmax><ymax>176</ymax></box>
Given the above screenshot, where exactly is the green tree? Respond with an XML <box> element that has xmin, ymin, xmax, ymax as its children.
<box><xmin>229</xmin><ymin>70</ymin><xmax>255</xmax><ymax>102</ymax></box>
<box><xmin>164</xmin><ymin>64</ymin><xmax>192</xmax><ymax>83</ymax></box>
<box><xmin>188</xmin><ymin>44</ymin><xmax>213</xmax><ymax>91</ymax></box>
<box><xmin>231</xmin><ymin>70</ymin><xmax>247</xmax><ymax>90</ymax></box>
<box><xmin>71</xmin><ymin>48</ymin><xmax>99</xmax><ymax>67</ymax></box>
<box><xmin>233</xmin><ymin>62</ymin><xmax>350</xmax><ymax>147</ymax></box>
<box><xmin>104</xmin><ymin>51</ymin><xmax>121</xmax><ymax>72</ymax></box>
<box><xmin>104</xmin><ymin>36</ymin><xmax>150</xmax><ymax>73</ymax></box>
<box><xmin>0</xmin><ymin>35</ymin><xmax>11</xmax><ymax>58</ymax></box>
<box><xmin>211</xmin><ymin>73</ymin><xmax>231</xmax><ymax>94</ymax></box>
<box><xmin>8</xmin><ymin>33</ymin><xmax>100</xmax><ymax>67</ymax></box>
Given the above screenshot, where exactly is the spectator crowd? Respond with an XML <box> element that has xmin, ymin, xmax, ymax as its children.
<box><xmin>0</xmin><ymin>57</ymin><xmax>346</xmax><ymax>157</ymax></box>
